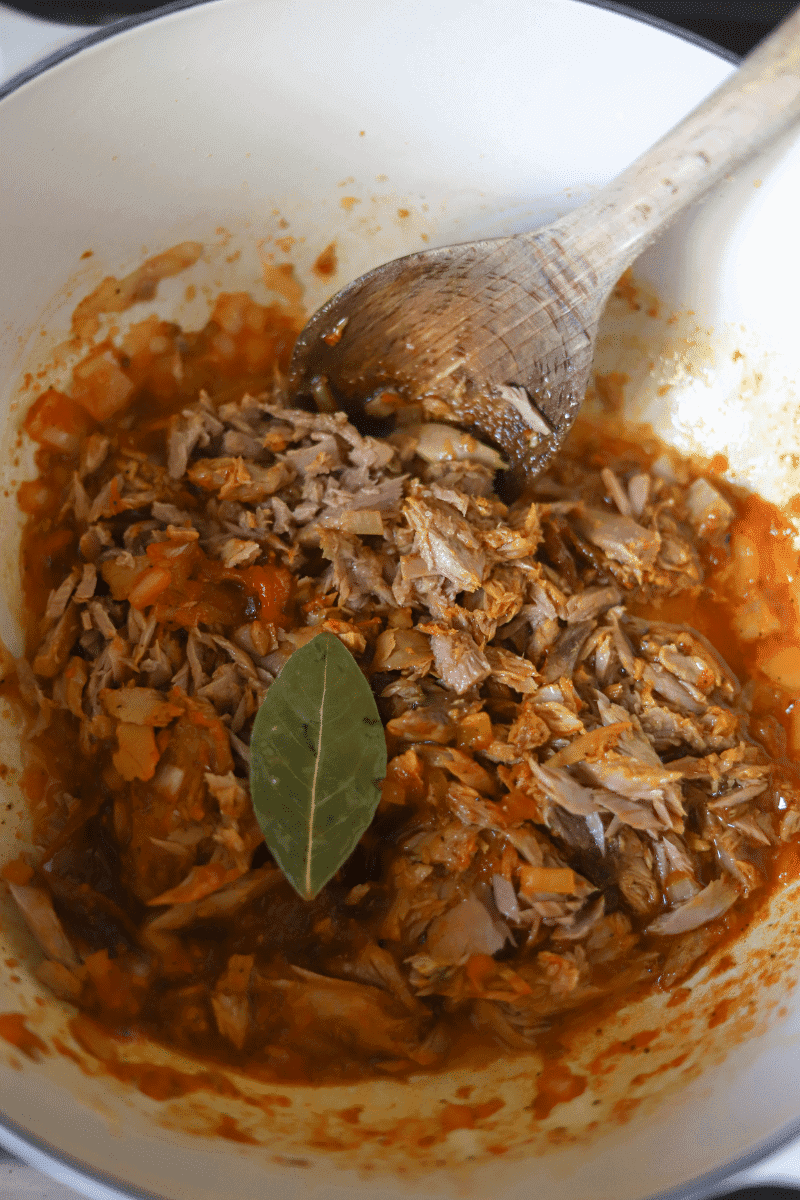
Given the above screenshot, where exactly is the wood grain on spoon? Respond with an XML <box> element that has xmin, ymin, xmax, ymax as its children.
<box><xmin>290</xmin><ymin>7</ymin><xmax>800</xmax><ymax>490</ymax></box>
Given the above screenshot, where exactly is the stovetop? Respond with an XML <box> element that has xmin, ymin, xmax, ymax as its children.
<box><xmin>2</xmin><ymin>3</ymin><xmax>800</xmax><ymax>1198</ymax></box>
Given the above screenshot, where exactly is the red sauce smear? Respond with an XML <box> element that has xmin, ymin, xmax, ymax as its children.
<box><xmin>439</xmin><ymin>1097</ymin><xmax>504</xmax><ymax>1132</ymax></box>
<box><xmin>214</xmin><ymin>1115</ymin><xmax>259</xmax><ymax>1145</ymax></box>
<box><xmin>631</xmin><ymin>1051</ymin><xmax>690</xmax><ymax>1088</ymax></box>
<box><xmin>588</xmin><ymin>1029</ymin><xmax>660</xmax><ymax>1076</ymax></box>
<box><xmin>69</xmin><ymin>1017</ymin><xmax>242</xmax><ymax>1102</ymax></box>
<box><xmin>313</xmin><ymin>242</ymin><xmax>338</xmax><ymax>277</ymax></box>
<box><xmin>0</xmin><ymin>1013</ymin><xmax>49</xmax><ymax>1059</ymax></box>
<box><xmin>10</xmin><ymin>289</ymin><xmax>800</xmax><ymax>1102</ymax></box>
<box><xmin>708</xmin><ymin>998</ymin><xmax>735</xmax><ymax>1029</ymax></box>
<box><xmin>532</xmin><ymin>1060</ymin><xmax>587</xmax><ymax>1120</ymax></box>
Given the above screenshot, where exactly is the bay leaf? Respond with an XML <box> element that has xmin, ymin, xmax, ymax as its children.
<box><xmin>249</xmin><ymin>631</ymin><xmax>387</xmax><ymax>899</ymax></box>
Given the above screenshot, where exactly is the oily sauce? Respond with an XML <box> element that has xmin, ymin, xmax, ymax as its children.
<box><xmin>7</xmin><ymin>292</ymin><xmax>800</xmax><ymax>1097</ymax></box>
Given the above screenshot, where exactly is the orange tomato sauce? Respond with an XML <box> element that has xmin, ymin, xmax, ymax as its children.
<box><xmin>6</xmin><ymin>289</ymin><xmax>800</xmax><ymax>1099</ymax></box>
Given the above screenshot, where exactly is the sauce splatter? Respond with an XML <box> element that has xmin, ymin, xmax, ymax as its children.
<box><xmin>214</xmin><ymin>1115</ymin><xmax>259</xmax><ymax>1145</ymax></box>
<box><xmin>532</xmin><ymin>1061</ymin><xmax>587</xmax><ymax>1120</ymax></box>
<box><xmin>313</xmin><ymin>242</ymin><xmax>338</xmax><ymax>277</ymax></box>
<box><xmin>69</xmin><ymin>1017</ymin><xmax>242</xmax><ymax>1102</ymax></box>
<box><xmin>631</xmin><ymin>1052</ymin><xmax>690</xmax><ymax>1088</ymax></box>
<box><xmin>438</xmin><ymin>1098</ymin><xmax>504</xmax><ymax>1132</ymax></box>
<box><xmin>588</xmin><ymin>1030</ymin><xmax>660</xmax><ymax>1076</ymax></box>
<box><xmin>0</xmin><ymin>1013</ymin><xmax>48</xmax><ymax>1059</ymax></box>
<box><xmin>337</xmin><ymin>1105</ymin><xmax>363</xmax><ymax>1125</ymax></box>
<box><xmin>708</xmin><ymin>998</ymin><xmax>734</xmax><ymax>1029</ymax></box>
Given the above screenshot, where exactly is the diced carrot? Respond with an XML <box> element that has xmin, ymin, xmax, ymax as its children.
<box><xmin>119</xmin><ymin>316</ymin><xmax>181</xmax><ymax>399</ymax></box>
<box><xmin>465</xmin><ymin>954</ymin><xmax>496</xmax><ymax>991</ymax></box>
<box><xmin>16</xmin><ymin>480</ymin><xmax>54</xmax><ymax>516</ymax></box>
<box><xmin>760</xmin><ymin>646</ymin><xmax>800</xmax><ymax>690</ymax></box>
<box><xmin>100</xmin><ymin>555</ymin><xmax>150</xmax><ymax>600</ymax></box>
<box><xmin>380</xmin><ymin>777</ymin><xmax>407</xmax><ymax>806</ymax></box>
<box><xmin>71</xmin><ymin>346</ymin><xmax>135</xmax><ymax>421</ymax></box>
<box><xmin>129</xmin><ymin>567</ymin><xmax>172</xmax><ymax>610</ymax></box>
<box><xmin>23</xmin><ymin>388</ymin><xmax>93</xmax><ymax>453</ymax></box>
<box><xmin>500</xmin><ymin>786</ymin><xmax>542</xmax><ymax>825</ymax></box>
<box><xmin>464</xmin><ymin>955</ymin><xmax>531</xmax><ymax>1001</ymax></box>
<box><xmin>455</xmin><ymin>711</ymin><xmax>493</xmax><ymax>752</ymax></box>
<box><xmin>381</xmin><ymin>749</ymin><xmax>425</xmax><ymax>807</ymax></box>
<box><xmin>113</xmin><ymin>722</ymin><xmax>160</xmax><ymax>782</ymax></box>
<box><xmin>120</xmin><ymin>313</ymin><xmax>167</xmax><ymax>358</ymax></box>
<box><xmin>518</xmin><ymin>865</ymin><xmax>578</xmax><ymax>895</ymax></box>
<box><xmin>1</xmin><ymin>858</ymin><xmax>34</xmax><ymax>886</ymax></box>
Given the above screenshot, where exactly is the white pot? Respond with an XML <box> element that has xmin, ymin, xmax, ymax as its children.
<box><xmin>2</xmin><ymin>3</ymin><xmax>800</xmax><ymax>1198</ymax></box>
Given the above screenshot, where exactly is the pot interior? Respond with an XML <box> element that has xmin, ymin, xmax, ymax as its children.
<box><xmin>2</xmin><ymin>3</ymin><xmax>800</xmax><ymax>1199</ymax></box>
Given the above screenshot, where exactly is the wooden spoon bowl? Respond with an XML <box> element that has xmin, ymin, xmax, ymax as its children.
<box><xmin>290</xmin><ymin>7</ymin><xmax>800</xmax><ymax>491</ymax></box>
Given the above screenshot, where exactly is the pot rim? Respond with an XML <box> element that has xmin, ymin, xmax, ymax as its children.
<box><xmin>0</xmin><ymin>0</ymin><xmax>739</xmax><ymax>108</ymax></box>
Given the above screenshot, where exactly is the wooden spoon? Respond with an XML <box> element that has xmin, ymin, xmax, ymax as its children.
<box><xmin>289</xmin><ymin>7</ymin><xmax>800</xmax><ymax>490</ymax></box>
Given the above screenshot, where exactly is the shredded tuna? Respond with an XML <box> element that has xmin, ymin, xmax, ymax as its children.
<box><xmin>8</xmin><ymin>882</ymin><xmax>81</xmax><ymax>969</ymax></box>
<box><xmin>646</xmin><ymin>879</ymin><xmax>739</xmax><ymax>935</ymax></box>
<box><xmin>9</xmin><ymin>290</ymin><xmax>795</xmax><ymax>1079</ymax></box>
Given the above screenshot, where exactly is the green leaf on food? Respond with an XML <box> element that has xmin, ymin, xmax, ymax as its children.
<box><xmin>249</xmin><ymin>631</ymin><xmax>387</xmax><ymax>900</ymax></box>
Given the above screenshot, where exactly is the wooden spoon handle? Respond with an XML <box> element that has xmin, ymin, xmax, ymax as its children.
<box><xmin>544</xmin><ymin>4</ymin><xmax>800</xmax><ymax>290</ymax></box>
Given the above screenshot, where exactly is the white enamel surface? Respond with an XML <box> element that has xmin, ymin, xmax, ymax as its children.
<box><xmin>2</xmin><ymin>2</ymin><xmax>800</xmax><ymax>1199</ymax></box>
<box><xmin>0</xmin><ymin>7</ymin><xmax>91</xmax><ymax>83</ymax></box>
